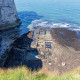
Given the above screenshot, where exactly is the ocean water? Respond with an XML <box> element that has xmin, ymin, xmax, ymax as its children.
<box><xmin>15</xmin><ymin>0</ymin><xmax>80</xmax><ymax>31</ymax></box>
<box><xmin>0</xmin><ymin>0</ymin><xmax>80</xmax><ymax>54</ymax></box>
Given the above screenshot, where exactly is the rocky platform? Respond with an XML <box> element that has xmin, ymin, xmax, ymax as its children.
<box><xmin>43</xmin><ymin>28</ymin><xmax>80</xmax><ymax>74</ymax></box>
<box><xmin>2</xmin><ymin>28</ymin><xmax>80</xmax><ymax>74</ymax></box>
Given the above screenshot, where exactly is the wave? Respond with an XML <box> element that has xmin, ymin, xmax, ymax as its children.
<box><xmin>27</xmin><ymin>19</ymin><xmax>80</xmax><ymax>40</ymax></box>
<box><xmin>27</xmin><ymin>19</ymin><xmax>80</xmax><ymax>31</ymax></box>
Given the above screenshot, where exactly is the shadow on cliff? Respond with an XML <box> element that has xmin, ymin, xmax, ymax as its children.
<box><xmin>18</xmin><ymin>11</ymin><xmax>43</xmax><ymax>35</ymax></box>
<box><xmin>0</xmin><ymin>11</ymin><xmax>43</xmax><ymax>70</ymax></box>
<box><xmin>3</xmin><ymin>31</ymin><xmax>42</xmax><ymax>70</ymax></box>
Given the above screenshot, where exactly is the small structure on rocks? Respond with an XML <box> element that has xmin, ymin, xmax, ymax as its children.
<box><xmin>31</xmin><ymin>27</ymin><xmax>53</xmax><ymax>59</ymax></box>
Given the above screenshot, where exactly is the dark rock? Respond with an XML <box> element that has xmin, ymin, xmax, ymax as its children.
<box><xmin>3</xmin><ymin>32</ymin><xmax>42</xmax><ymax>70</ymax></box>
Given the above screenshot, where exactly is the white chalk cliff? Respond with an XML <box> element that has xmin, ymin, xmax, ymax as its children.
<box><xmin>0</xmin><ymin>0</ymin><xmax>20</xmax><ymax>30</ymax></box>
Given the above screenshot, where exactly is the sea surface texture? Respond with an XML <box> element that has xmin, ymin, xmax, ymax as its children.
<box><xmin>15</xmin><ymin>0</ymin><xmax>80</xmax><ymax>31</ymax></box>
<box><xmin>0</xmin><ymin>0</ymin><xmax>80</xmax><ymax>55</ymax></box>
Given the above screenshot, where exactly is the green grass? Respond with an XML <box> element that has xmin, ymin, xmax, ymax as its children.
<box><xmin>0</xmin><ymin>66</ymin><xmax>80</xmax><ymax>80</ymax></box>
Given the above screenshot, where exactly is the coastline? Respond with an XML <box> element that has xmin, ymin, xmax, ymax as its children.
<box><xmin>1</xmin><ymin>27</ymin><xmax>80</xmax><ymax>73</ymax></box>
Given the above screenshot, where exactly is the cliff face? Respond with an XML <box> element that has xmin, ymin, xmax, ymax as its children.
<box><xmin>0</xmin><ymin>0</ymin><xmax>20</xmax><ymax>31</ymax></box>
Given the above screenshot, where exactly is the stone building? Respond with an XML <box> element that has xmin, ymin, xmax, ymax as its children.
<box><xmin>31</xmin><ymin>27</ymin><xmax>53</xmax><ymax>58</ymax></box>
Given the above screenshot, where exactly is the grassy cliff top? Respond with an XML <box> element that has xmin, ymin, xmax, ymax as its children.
<box><xmin>0</xmin><ymin>66</ymin><xmax>80</xmax><ymax>80</ymax></box>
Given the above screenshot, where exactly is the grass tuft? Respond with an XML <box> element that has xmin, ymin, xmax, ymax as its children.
<box><xmin>0</xmin><ymin>66</ymin><xmax>80</xmax><ymax>80</ymax></box>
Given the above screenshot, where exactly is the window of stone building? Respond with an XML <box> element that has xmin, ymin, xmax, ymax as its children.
<box><xmin>38</xmin><ymin>37</ymin><xmax>39</xmax><ymax>39</ymax></box>
<box><xmin>39</xmin><ymin>31</ymin><xmax>45</xmax><ymax>35</ymax></box>
<box><xmin>45</xmin><ymin>42</ymin><xmax>52</xmax><ymax>49</ymax></box>
<box><xmin>46</xmin><ymin>30</ymin><xmax>50</xmax><ymax>35</ymax></box>
<box><xmin>37</xmin><ymin>43</ymin><xmax>39</xmax><ymax>47</ymax></box>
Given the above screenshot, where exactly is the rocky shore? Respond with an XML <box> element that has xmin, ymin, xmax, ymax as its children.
<box><xmin>0</xmin><ymin>27</ymin><xmax>80</xmax><ymax>74</ymax></box>
<box><xmin>43</xmin><ymin>28</ymin><xmax>80</xmax><ymax>73</ymax></box>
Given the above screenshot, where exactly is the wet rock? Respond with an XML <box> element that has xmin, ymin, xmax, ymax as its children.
<box><xmin>54</xmin><ymin>57</ymin><xmax>58</xmax><ymax>63</ymax></box>
<box><xmin>48</xmin><ymin>62</ymin><xmax>52</xmax><ymax>66</ymax></box>
<box><xmin>0</xmin><ymin>35</ymin><xmax>2</xmax><ymax>47</ymax></box>
<box><xmin>44</xmin><ymin>52</ymin><xmax>52</xmax><ymax>59</ymax></box>
<box><xmin>41</xmin><ymin>52</ymin><xmax>44</xmax><ymax>55</ymax></box>
<box><xmin>0</xmin><ymin>36</ymin><xmax>2</xmax><ymax>40</ymax></box>
<box><xmin>61</xmin><ymin>62</ymin><xmax>66</xmax><ymax>67</ymax></box>
<box><xmin>38</xmin><ymin>51</ymin><xmax>52</xmax><ymax>59</ymax></box>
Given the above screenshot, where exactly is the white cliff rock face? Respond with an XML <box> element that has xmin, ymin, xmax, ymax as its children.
<box><xmin>0</xmin><ymin>0</ymin><xmax>18</xmax><ymax>25</ymax></box>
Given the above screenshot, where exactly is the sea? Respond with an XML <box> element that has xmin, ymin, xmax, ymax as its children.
<box><xmin>14</xmin><ymin>0</ymin><xmax>80</xmax><ymax>35</ymax></box>
<box><xmin>0</xmin><ymin>0</ymin><xmax>80</xmax><ymax>54</ymax></box>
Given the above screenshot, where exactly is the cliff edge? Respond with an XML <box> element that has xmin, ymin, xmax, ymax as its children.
<box><xmin>0</xmin><ymin>0</ymin><xmax>21</xmax><ymax>31</ymax></box>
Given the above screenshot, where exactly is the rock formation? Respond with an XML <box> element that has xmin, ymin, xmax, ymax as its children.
<box><xmin>0</xmin><ymin>0</ymin><xmax>20</xmax><ymax>31</ymax></box>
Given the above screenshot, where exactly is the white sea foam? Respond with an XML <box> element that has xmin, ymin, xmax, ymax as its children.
<box><xmin>53</xmin><ymin>23</ymin><xmax>70</xmax><ymax>28</ymax></box>
<box><xmin>70</xmin><ymin>28</ymin><xmax>80</xmax><ymax>31</ymax></box>
<box><xmin>27</xmin><ymin>19</ymin><xmax>80</xmax><ymax>40</ymax></box>
<box><xmin>36</xmin><ymin>21</ymin><xmax>50</xmax><ymax>27</ymax></box>
<box><xmin>27</xmin><ymin>19</ymin><xmax>80</xmax><ymax>32</ymax></box>
<box><xmin>27</xmin><ymin>20</ymin><xmax>52</xmax><ymax>30</ymax></box>
<box><xmin>32</xmin><ymin>19</ymin><xmax>41</xmax><ymax>23</ymax></box>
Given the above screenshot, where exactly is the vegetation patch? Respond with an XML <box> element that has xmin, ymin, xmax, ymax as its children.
<box><xmin>0</xmin><ymin>66</ymin><xmax>80</xmax><ymax>80</ymax></box>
